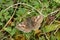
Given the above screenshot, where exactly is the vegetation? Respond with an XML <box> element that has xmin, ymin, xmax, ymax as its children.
<box><xmin>0</xmin><ymin>0</ymin><xmax>60</xmax><ymax>40</ymax></box>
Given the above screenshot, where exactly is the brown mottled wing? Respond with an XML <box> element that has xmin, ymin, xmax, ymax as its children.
<box><xmin>16</xmin><ymin>15</ymin><xmax>44</xmax><ymax>33</ymax></box>
<box><xmin>31</xmin><ymin>15</ymin><xmax>44</xmax><ymax>30</ymax></box>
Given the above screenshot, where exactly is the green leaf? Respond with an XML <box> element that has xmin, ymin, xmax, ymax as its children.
<box><xmin>49</xmin><ymin>0</ymin><xmax>59</xmax><ymax>8</ymax></box>
<box><xmin>55</xmin><ymin>30</ymin><xmax>60</xmax><ymax>40</ymax></box>
<box><xmin>33</xmin><ymin>1</ymin><xmax>40</xmax><ymax>9</ymax></box>
<box><xmin>0</xmin><ymin>32</ymin><xmax>4</xmax><ymax>39</ymax></box>
<box><xmin>42</xmin><ymin>24</ymin><xmax>60</xmax><ymax>33</ymax></box>
<box><xmin>42</xmin><ymin>8</ymin><xmax>52</xmax><ymax>17</ymax></box>
<box><xmin>10</xmin><ymin>28</ymin><xmax>17</xmax><ymax>36</ymax></box>
<box><xmin>20</xmin><ymin>0</ymin><xmax>28</xmax><ymax>3</ymax></box>
<box><xmin>39</xmin><ymin>36</ymin><xmax>45</xmax><ymax>40</ymax></box>
<box><xmin>16</xmin><ymin>8</ymin><xmax>27</xmax><ymax>16</ymax></box>
<box><xmin>50</xmin><ymin>34</ymin><xmax>56</xmax><ymax>40</ymax></box>
<box><xmin>0</xmin><ymin>22</ymin><xmax>3</xmax><ymax>25</ymax></box>
<box><xmin>43</xmin><ymin>0</ymin><xmax>49</xmax><ymax>8</ymax></box>
<box><xmin>53</xmin><ymin>0</ymin><xmax>60</xmax><ymax>3</ymax></box>
<box><xmin>4</xmin><ymin>27</ymin><xmax>16</xmax><ymax>36</ymax></box>
<box><xmin>4</xmin><ymin>11</ymin><xmax>10</xmax><ymax>20</ymax></box>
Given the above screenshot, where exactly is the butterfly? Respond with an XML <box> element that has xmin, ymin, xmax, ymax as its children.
<box><xmin>16</xmin><ymin>15</ymin><xmax>44</xmax><ymax>33</ymax></box>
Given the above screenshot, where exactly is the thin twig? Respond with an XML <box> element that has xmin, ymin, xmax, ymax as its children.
<box><xmin>47</xmin><ymin>8</ymin><xmax>60</xmax><ymax>17</ymax></box>
<box><xmin>0</xmin><ymin>8</ymin><xmax>17</xmax><ymax>32</ymax></box>
<box><xmin>54</xmin><ymin>28</ymin><xmax>59</xmax><ymax>35</ymax></box>
<box><xmin>3</xmin><ymin>2</ymin><xmax>44</xmax><ymax>16</ymax></box>
<box><xmin>38</xmin><ymin>0</ymin><xmax>44</xmax><ymax>15</ymax></box>
<box><xmin>44</xmin><ymin>33</ymin><xmax>49</xmax><ymax>40</ymax></box>
<box><xmin>55</xmin><ymin>20</ymin><xmax>60</xmax><ymax>23</ymax></box>
<box><xmin>54</xmin><ymin>24</ymin><xmax>60</xmax><ymax>35</ymax></box>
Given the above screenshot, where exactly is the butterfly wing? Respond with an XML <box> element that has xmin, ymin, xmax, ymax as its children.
<box><xmin>16</xmin><ymin>15</ymin><xmax>44</xmax><ymax>33</ymax></box>
<box><xmin>31</xmin><ymin>15</ymin><xmax>44</xmax><ymax>30</ymax></box>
